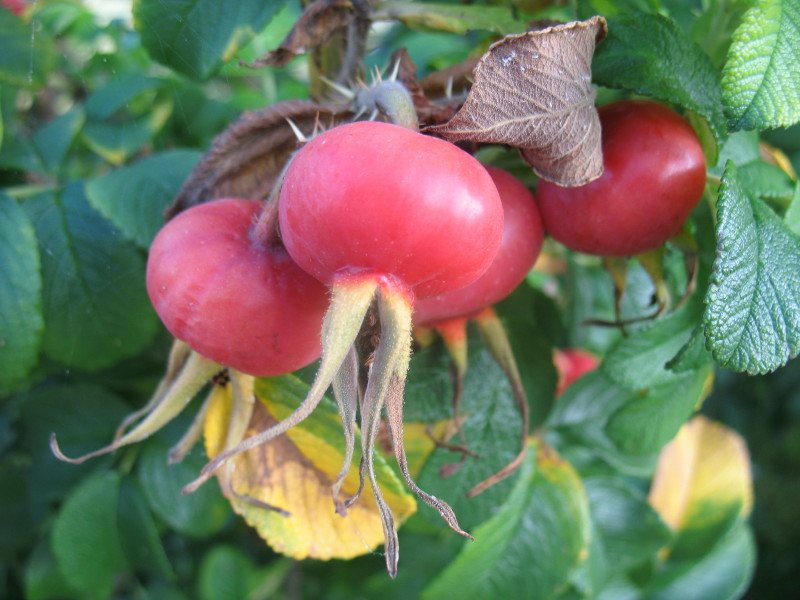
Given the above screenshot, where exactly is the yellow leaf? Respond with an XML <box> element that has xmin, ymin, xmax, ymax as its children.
<box><xmin>403</xmin><ymin>419</ymin><xmax>461</xmax><ymax>479</ymax></box>
<box><xmin>204</xmin><ymin>375</ymin><xmax>417</xmax><ymax>560</ymax></box>
<box><xmin>648</xmin><ymin>415</ymin><xmax>753</xmax><ymax>534</ymax></box>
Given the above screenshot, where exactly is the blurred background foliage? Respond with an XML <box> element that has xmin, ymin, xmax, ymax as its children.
<box><xmin>0</xmin><ymin>0</ymin><xmax>798</xmax><ymax>599</ymax></box>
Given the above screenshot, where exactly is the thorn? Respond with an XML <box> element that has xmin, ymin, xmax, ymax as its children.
<box><xmin>388</xmin><ymin>58</ymin><xmax>401</xmax><ymax>82</ymax></box>
<box><xmin>317</xmin><ymin>75</ymin><xmax>355</xmax><ymax>100</ymax></box>
<box><xmin>285</xmin><ymin>118</ymin><xmax>308</xmax><ymax>143</ymax></box>
<box><xmin>368</xmin><ymin>108</ymin><xmax>379</xmax><ymax>121</ymax></box>
<box><xmin>445</xmin><ymin>76</ymin><xmax>454</xmax><ymax>100</ymax></box>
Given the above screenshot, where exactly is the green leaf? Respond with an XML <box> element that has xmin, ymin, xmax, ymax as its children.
<box><xmin>51</xmin><ymin>471</ymin><xmax>128</xmax><ymax>600</ymax></box>
<box><xmin>584</xmin><ymin>477</ymin><xmax>672</xmax><ymax>571</ymax></box>
<box><xmin>648</xmin><ymin>525</ymin><xmax>756</xmax><ymax>600</ymax></box>
<box><xmin>703</xmin><ymin>161</ymin><xmax>800</xmax><ymax>373</ymax></box>
<box><xmin>0</xmin><ymin>193</ymin><xmax>43</xmax><ymax>394</ymax></box>
<box><xmin>784</xmin><ymin>181</ymin><xmax>800</xmax><ymax>235</ymax></box>
<box><xmin>422</xmin><ymin>441</ymin><xmax>591</xmax><ymax>600</ymax></box>
<box><xmin>371</xmin><ymin>1</ymin><xmax>526</xmax><ymax>35</ymax></box>
<box><xmin>602</xmin><ymin>303</ymin><xmax>705</xmax><ymax>389</ymax></box>
<box><xmin>198</xmin><ymin>546</ymin><xmax>258</xmax><ymax>600</ymax></box>
<box><xmin>593</xmin><ymin>13</ymin><xmax>727</xmax><ymax>144</ymax></box>
<box><xmin>81</xmin><ymin>100</ymin><xmax>173</xmax><ymax>165</ymax></box>
<box><xmin>738</xmin><ymin>159</ymin><xmax>796</xmax><ymax>203</ymax></box>
<box><xmin>117</xmin><ymin>476</ymin><xmax>175</xmax><ymax>580</ymax></box>
<box><xmin>31</xmin><ymin>107</ymin><xmax>86</xmax><ymax>174</ymax></box>
<box><xmin>23</xmin><ymin>183</ymin><xmax>159</xmax><ymax>371</ymax></box>
<box><xmin>415</xmin><ymin>340</ymin><xmax>525</xmax><ymax>530</ymax></box>
<box><xmin>0</xmin><ymin>8</ymin><xmax>55</xmax><ymax>87</ymax></box>
<box><xmin>133</xmin><ymin>0</ymin><xmax>289</xmax><ymax>80</ymax></box>
<box><xmin>721</xmin><ymin>0</ymin><xmax>800</xmax><ymax>131</ymax></box>
<box><xmin>18</xmin><ymin>383</ymin><xmax>131</xmax><ymax>503</ymax></box>
<box><xmin>86</xmin><ymin>149</ymin><xmax>201</xmax><ymax>248</ymax></box>
<box><xmin>83</xmin><ymin>74</ymin><xmax>166</xmax><ymax>120</ymax></box>
<box><xmin>24</xmin><ymin>541</ymin><xmax>77</xmax><ymax>600</ymax></box>
<box><xmin>138</xmin><ymin>436</ymin><xmax>230</xmax><ymax>538</ymax></box>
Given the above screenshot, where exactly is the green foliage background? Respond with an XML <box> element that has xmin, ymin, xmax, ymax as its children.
<box><xmin>1</xmin><ymin>0</ymin><xmax>799</xmax><ymax>599</ymax></box>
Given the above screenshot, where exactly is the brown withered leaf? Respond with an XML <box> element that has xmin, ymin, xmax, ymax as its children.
<box><xmin>166</xmin><ymin>101</ymin><xmax>349</xmax><ymax>219</ymax></box>
<box><xmin>250</xmin><ymin>0</ymin><xmax>355</xmax><ymax>68</ymax></box>
<box><xmin>424</xmin><ymin>16</ymin><xmax>608</xmax><ymax>186</ymax></box>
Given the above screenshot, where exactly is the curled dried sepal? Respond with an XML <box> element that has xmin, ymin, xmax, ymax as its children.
<box><xmin>425</xmin><ymin>16</ymin><xmax>607</xmax><ymax>186</ymax></box>
<box><xmin>51</xmin><ymin>347</ymin><xmax>220</xmax><ymax>464</ymax></box>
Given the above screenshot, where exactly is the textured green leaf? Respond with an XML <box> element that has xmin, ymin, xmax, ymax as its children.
<box><xmin>0</xmin><ymin>8</ymin><xmax>55</xmax><ymax>87</ymax></box>
<box><xmin>138</xmin><ymin>436</ymin><xmax>230</xmax><ymax>538</ymax></box>
<box><xmin>722</xmin><ymin>0</ymin><xmax>800</xmax><ymax>131</ymax></box>
<box><xmin>649</xmin><ymin>525</ymin><xmax>755</xmax><ymax>600</ymax></box>
<box><xmin>117</xmin><ymin>477</ymin><xmax>175</xmax><ymax>580</ymax></box>
<box><xmin>415</xmin><ymin>341</ymin><xmax>524</xmax><ymax>530</ymax></box>
<box><xmin>593</xmin><ymin>13</ymin><xmax>727</xmax><ymax>143</ymax></box>
<box><xmin>738</xmin><ymin>159</ymin><xmax>796</xmax><ymax>203</ymax></box>
<box><xmin>51</xmin><ymin>471</ymin><xmax>128</xmax><ymax>599</ymax></box>
<box><xmin>86</xmin><ymin>149</ymin><xmax>201</xmax><ymax>248</ymax></box>
<box><xmin>371</xmin><ymin>2</ymin><xmax>526</xmax><ymax>35</ymax></box>
<box><xmin>704</xmin><ymin>161</ymin><xmax>800</xmax><ymax>373</ymax></box>
<box><xmin>0</xmin><ymin>193</ymin><xmax>43</xmax><ymax>394</ymax></box>
<box><xmin>585</xmin><ymin>477</ymin><xmax>672</xmax><ymax>572</ymax></box>
<box><xmin>133</xmin><ymin>0</ymin><xmax>289</xmax><ymax>80</ymax></box>
<box><xmin>24</xmin><ymin>183</ymin><xmax>158</xmax><ymax>371</ymax></box>
<box><xmin>423</xmin><ymin>441</ymin><xmax>590</xmax><ymax>600</ymax></box>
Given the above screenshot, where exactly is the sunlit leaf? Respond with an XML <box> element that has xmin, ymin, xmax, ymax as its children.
<box><xmin>425</xmin><ymin>17</ymin><xmax>607</xmax><ymax>186</ymax></box>
<box><xmin>648</xmin><ymin>416</ymin><xmax>753</xmax><ymax>558</ymax></box>
<box><xmin>203</xmin><ymin>375</ymin><xmax>417</xmax><ymax>560</ymax></box>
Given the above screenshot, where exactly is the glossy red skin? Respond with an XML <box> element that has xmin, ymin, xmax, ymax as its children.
<box><xmin>414</xmin><ymin>166</ymin><xmax>544</xmax><ymax>325</ymax></box>
<box><xmin>536</xmin><ymin>100</ymin><xmax>706</xmax><ymax>257</ymax></box>
<box><xmin>553</xmin><ymin>348</ymin><xmax>599</xmax><ymax>396</ymax></box>
<box><xmin>146</xmin><ymin>199</ymin><xmax>329</xmax><ymax>376</ymax></box>
<box><xmin>279</xmin><ymin>121</ymin><xmax>503</xmax><ymax>298</ymax></box>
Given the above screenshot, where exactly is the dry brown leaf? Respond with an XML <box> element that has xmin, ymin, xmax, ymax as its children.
<box><xmin>251</xmin><ymin>0</ymin><xmax>355</xmax><ymax>68</ymax></box>
<box><xmin>166</xmin><ymin>101</ymin><xmax>348</xmax><ymax>219</ymax></box>
<box><xmin>425</xmin><ymin>16</ymin><xmax>608</xmax><ymax>186</ymax></box>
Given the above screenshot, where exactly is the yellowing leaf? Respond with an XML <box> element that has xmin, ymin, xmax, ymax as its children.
<box><xmin>203</xmin><ymin>374</ymin><xmax>416</xmax><ymax>560</ymax></box>
<box><xmin>403</xmin><ymin>419</ymin><xmax>460</xmax><ymax>479</ymax></box>
<box><xmin>648</xmin><ymin>415</ymin><xmax>753</xmax><ymax>535</ymax></box>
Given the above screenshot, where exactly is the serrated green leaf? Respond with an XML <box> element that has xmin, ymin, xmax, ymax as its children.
<box><xmin>138</xmin><ymin>436</ymin><xmax>230</xmax><ymax>538</ymax></box>
<box><xmin>584</xmin><ymin>477</ymin><xmax>672</xmax><ymax>571</ymax></box>
<box><xmin>704</xmin><ymin>161</ymin><xmax>800</xmax><ymax>373</ymax></box>
<box><xmin>117</xmin><ymin>477</ymin><xmax>175</xmax><ymax>580</ymax></box>
<box><xmin>86</xmin><ymin>149</ymin><xmax>201</xmax><ymax>248</ymax></box>
<box><xmin>593</xmin><ymin>13</ymin><xmax>727</xmax><ymax>144</ymax></box>
<box><xmin>0</xmin><ymin>8</ymin><xmax>55</xmax><ymax>87</ymax></box>
<box><xmin>721</xmin><ymin>0</ymin><xmax>800</xmax><ymax>131</ymax></box>
<box><xmin>133</xmin><ymin>0</ymin><xmax>289</xmax><ymax>80</ymax></box>
<box><xmin>23</xmin><ymin>183</ymin><xmax>158</xmax><ymax>371</ymax></box>
<box><xmin>648</xmin><ymin>525</ymin><xmax>755</xmax><ymax>600</ymax></box>
<box><xmin>422</xmin><ymin>441</ymin><xmax>591</xmax><ymax>600</ymax></box>
<box><xmin>666</xmin><ymin>324</ymin><xmax>714</xmax><ymax>373</ymax></box>
<box><xmin>51</xmin><ymin>471</ymin><xmax>128</xmax><ymax>600</ymax></box>
<box><xmin>371</xmin><ymin>1</ymin><xmax>526</xmax><ymax>35</ymax></box>
<box><xmin>0</xmin><ymin>193</ymin><xmax>43</xmax><ymax>394</ymax></box>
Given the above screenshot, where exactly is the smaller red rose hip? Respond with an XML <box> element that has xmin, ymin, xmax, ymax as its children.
<box><xmin>536</xmin><ymin>100</ymin><xmax>707</xmax><ymax>257</ymax></box>
<box><xmin>146</xmin><ymin>198</ymin><xmax>329</xmax><ymax>376</ymax></box>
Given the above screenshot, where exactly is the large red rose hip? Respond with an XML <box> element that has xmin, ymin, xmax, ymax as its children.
<box><xmin>536</xmin><ymin>100</ymin><xmax>706</xmax><ymax>257</ymax></box>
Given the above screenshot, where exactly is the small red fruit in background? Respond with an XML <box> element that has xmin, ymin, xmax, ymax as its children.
<box><xmin>554</xmin><ymin>348</ymin><xmax>599</xmax><ymax>396</ymax></box>
<box><xmin>146</xmin><ymin>198</ymin><xmax>329</xmax><ymax>376</ymax></box>
<box><xmin>1</xmin><ymin>0</ymin><xmax>25</xmax><ymax>15</ymax></box>
<box><xmin>536</xmin><ymin>100</ymin><xmax>706</xmax><ymax>257</ymax></box>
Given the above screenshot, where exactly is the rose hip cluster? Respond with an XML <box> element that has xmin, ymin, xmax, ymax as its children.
<box><xmin>53</xmin><ymin>97</ymin><xmax>706</xmax><ymax>576</ymax></box>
